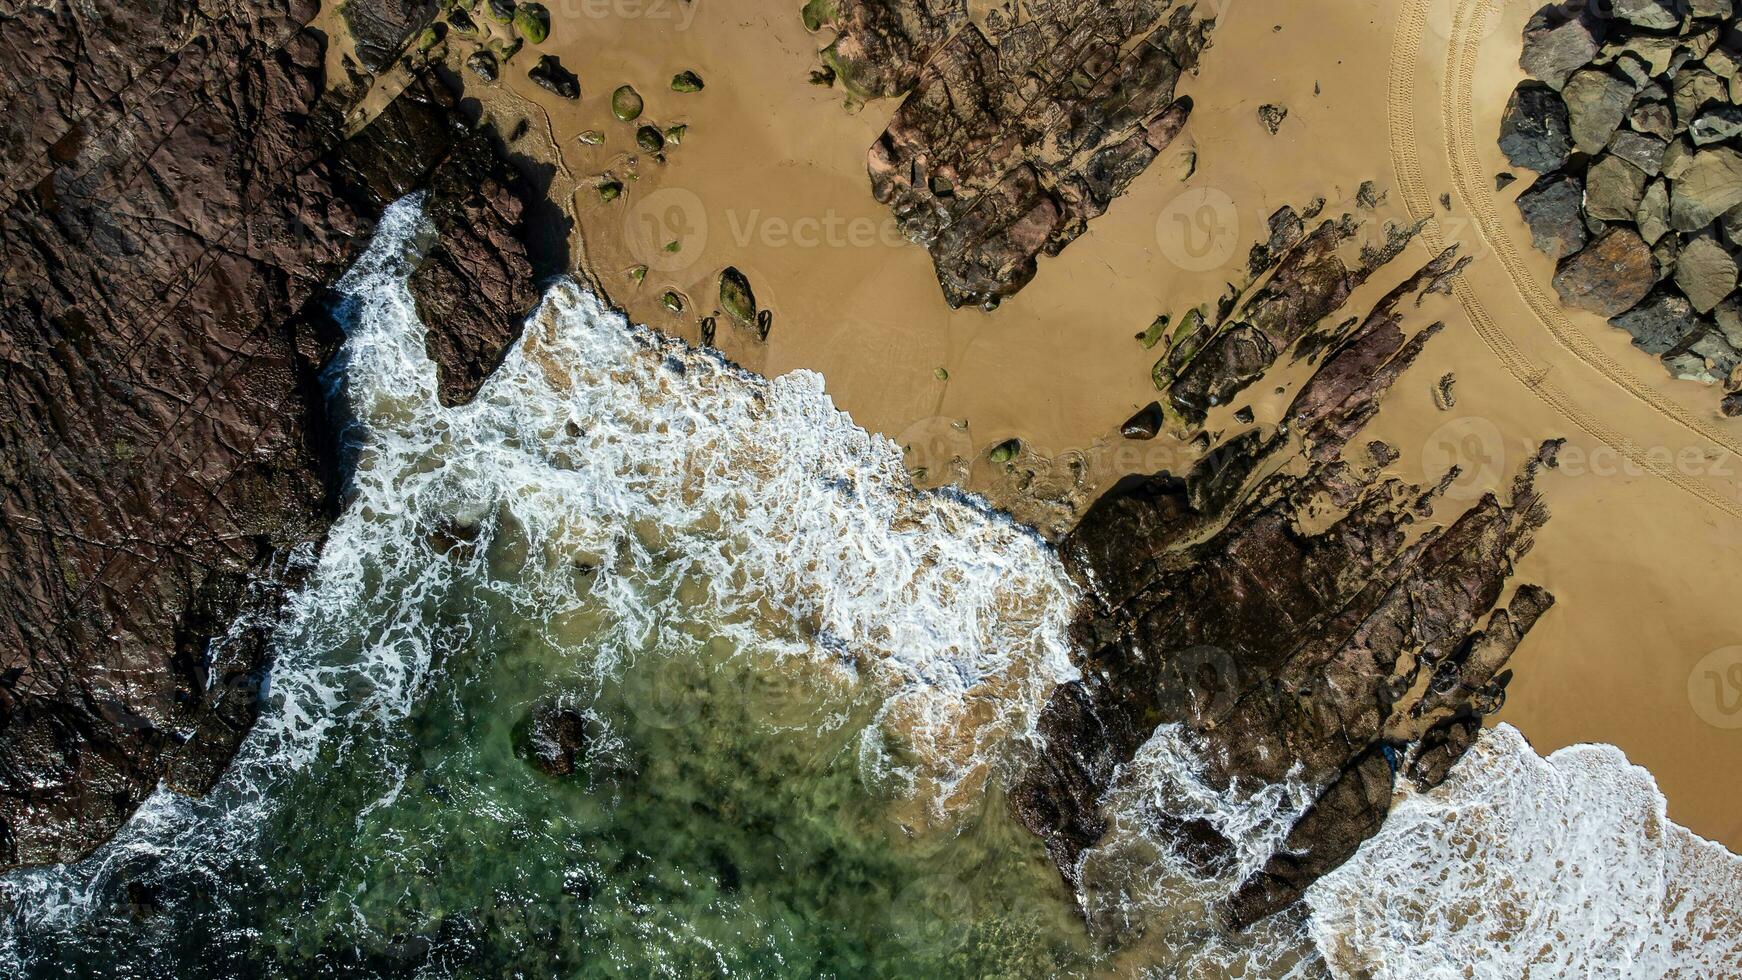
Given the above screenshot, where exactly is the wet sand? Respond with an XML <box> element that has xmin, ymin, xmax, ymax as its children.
<box><xmin>458</xmin><ymin>0</ymin><xmax>1742</xmax><ymax>850</ymax></box>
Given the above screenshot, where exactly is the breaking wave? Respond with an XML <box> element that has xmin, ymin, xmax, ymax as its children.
<box><xmin>1306</xmin><ymin>724</ymin><xmax>1742</xmax><ymax>978</ymax></box>
<box><xmin>3</xmin><ymin>196</ymin><xmax>1737</xmax><ymax>977</ymax></box>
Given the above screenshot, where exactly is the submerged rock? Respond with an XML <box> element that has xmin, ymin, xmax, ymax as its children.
<box><xmin>517</xmin><ymin>700</ymin><xmax>596</xmax><ymax>778</ymax></box>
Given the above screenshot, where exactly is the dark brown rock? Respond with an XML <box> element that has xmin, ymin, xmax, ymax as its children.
<box><xmin>1010</xmin><ymin>242</ymin><xmax>1556</xmax><ymax>929</ymax></box>
<box><xmin>1516</xmin><ymin>173</ymin><xmax>1588</xmax><ymax>259</ymax></box>
<box><xmin>1500</xmin><ymin>82</ymin><xmax>1573</xmax><ymax>173</ymax></box>
<box><xmin>831</xmin><ymin>0</ymin><xmax>1214</xmax><ymax>308</ymax></box>
<box><xmin>0</xmin><ymin>0</ymin><xmax>538</xmax><ymax>871</ymax></box>
<box><xmin>1552</xmin><ymin>227</ymin><xmax>1656</xmax><ymax>316</ymax></box>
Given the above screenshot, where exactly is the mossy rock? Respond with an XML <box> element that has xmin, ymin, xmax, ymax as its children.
<box><xmin>577</xmin><ymin>130</ymin><xmax>605</xmax><ymax>145</ymax></box>
<box><xmin>801</xmin><ymin>0</ymin><xmax>839</xmax><ymax>32</ymax></box>
<box><xmin>988</xmin><ymin>439</ymin><xmax>1021</xmax><ymax>464</ymax></box>
<box><xmin>627</xmin><ymin>265</ymin><xmax>648</xmax><ymax>284</ymax></box>
<box><xmin>448</xmin><ymin>7</ymin><xmax>478</xmax><ymax>36</ymax></box>
<box><xmin>718</xmin><ymin>267</ymin><xmax>757</xmax><ymax>324</ymax></box>
<box><xmin>635</xmin><ymin>125</ymin><xmax>665</xmax><ymax>153</ymax></box>
<box><xmin>486</xmin><ymin>0</ymin><xmax>515</xmax><ymax>24</ymax></box>
<box><xmin>934</xmin><ymin>367</ymin><xmax>949</xmax><ymax>381</ymax></box>
<box><xmin>415</xmin><ymin>24</ymin><xmax>446</xmax><ymax>55</ymax></box>
<box><xmin>596</xmin><ymin>179</ymin><xmax>623</xmax><ymax>203</ymax></box>
<box><xmin>513</xmin><ymin>2</ymin><xmax>549</xmax><ymax>43</ymax></box>
<box><xmin>1153</xmin><ymin>307</ymin><xmax>1208</xmax><ymax>390</ymax></box>
<box><xmin>612</xmin><ymin>85</ymin><xmax>644</xmax><ymax>121</ymax></box>
<box><xmin>664</xmin><ymin>124</ymin><xmax>687</xmax><ymax>145</ymax></box>
<box><xmin>1136</xmin><ymin>314</ymin><xmax>1169</xmax><ymax>350</ymax></box>
<box><xmin>662</xmin><ymin>291</ymin><xmax>686</xmax><ymax>314</ymax></box>
<box><xmin>671</xmin><ymin>70</ymin><xmax>705</xmax><ymax>93</ymax></box>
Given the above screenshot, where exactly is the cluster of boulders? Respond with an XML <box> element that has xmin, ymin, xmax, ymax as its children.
<box><xmin>1501</xmin><ymin>0</ymin><xmax>1742</xmax><ymax>415</ymax></box>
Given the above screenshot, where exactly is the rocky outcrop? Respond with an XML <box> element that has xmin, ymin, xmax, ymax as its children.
<box><xmin>1505</xmin><ymin>1</ymin><xmax>1742</xmax><ymax>406</ymax></box>
<box><xmin>1012</xmin><ymin>229</ymin><xmax>1556</xmax><ymax>928</ymax></box>
<box><xmin>1154</xmin><ymin>205</ymin><xmax>1423</xmax><ymax>425</ymax></box>
<box><xmin>0</xmin><ymin>0</ymin><xmax>538</xmax><ymax>871</ymax></box>
<box><xmin>806</xmin><ymin>0</ymin><xmax>1215</xmax><ymax>308</ymax></box>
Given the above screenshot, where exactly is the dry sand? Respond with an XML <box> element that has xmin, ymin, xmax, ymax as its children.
<box><xmin>460</xmin><ymin>0</ymin><xmax>1742</xmax><ymax>850</ymax></box>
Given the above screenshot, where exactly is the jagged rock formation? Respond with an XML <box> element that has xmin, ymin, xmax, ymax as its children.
<box><xmin>0</xmin><ymin>0</ymin><xmax>538</xmax><ymax>871</ymax></box>
<box><xmin>1503</xmin><ymin>1</ymin><xmax>1742</xmax><ymax>409</ymax></box>
<box><xmin>805</xmin><ymin>0</ymin><xmax>1215</xmax><ymax>308</ymax></box>
<box><xmin>1012</xmin><ymin>228</ymin><xmax>1557</xmax><ymax>928</ymax></box>
<box><xmin>1155</xmin><ymin>199</ymin><xmax>1423</xmax><ymax>426</ymax></box>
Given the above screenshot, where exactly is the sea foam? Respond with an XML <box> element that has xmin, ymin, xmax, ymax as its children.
<box><xmin>3</xmin><ymin>197</ymin><xmax>1737</xmax><ymax>978</ymax></box>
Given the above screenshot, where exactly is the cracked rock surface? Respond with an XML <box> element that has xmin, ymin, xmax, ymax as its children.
<box><xmin>0</xmin><ymin>0</ymin><xmax>538</xmax><ymax>870</ymax></box>
<box><xmin>807</xmin><ymin>0</ymin><xmax>1215</xmax><ymax>308</ymax></box>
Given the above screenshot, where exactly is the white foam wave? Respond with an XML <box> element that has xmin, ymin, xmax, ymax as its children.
<box><xmin>0</xmin><ymin>194</ymin><xmax>1080</xmax><ymax>949</ymax></box>
<box><xmin>1306</xmin><ymin>724</ymin><xmax>1742</xmax><ymax>978</ymax></box>
<box><xmin>5</xmin><ymin>196</ymin><xmax>1738</xmax><ymax>980</ymax></box>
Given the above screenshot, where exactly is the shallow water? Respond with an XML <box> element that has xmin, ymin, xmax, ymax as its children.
<box><xmin>4</xmin><ymin>197</ymin><xmax>1738</xmax><ymax>979</ymax></box>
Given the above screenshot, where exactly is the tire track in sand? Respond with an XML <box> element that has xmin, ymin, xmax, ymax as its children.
<box><xmin>1388</xmin><ymin>0</ymin><xmax>1742</xmax><ymax>520</ymax></box>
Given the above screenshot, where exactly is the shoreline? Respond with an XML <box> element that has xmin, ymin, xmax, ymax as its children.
<box><xmin>446</xmin><ymin>0</ymin><xmax>1742</xmax><ymax>852</ymax></box>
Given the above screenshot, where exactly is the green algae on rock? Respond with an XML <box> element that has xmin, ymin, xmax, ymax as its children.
<box><xmin>612</xmin><ymin>85</ymin><xmax>644</xmax><ymax>121</ymax></box>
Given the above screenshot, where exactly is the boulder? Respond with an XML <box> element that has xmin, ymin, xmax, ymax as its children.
<box><xmin>1629</xmin><ymin>100</ymin><xmax>1675</xmax><ymax>140</ymax></box>
<box><xmin>1562</xmin><ymin>67</ymin><xmax>1637</xmax><ymax>154</ymax></box>
<box><xmin>1584</xmin><ymin>154</ymin><xmax>1647</xmax><ymax>221</ymax></box>
<box><xmin>1638</xmin><ymin>178</ymin><xmax>1672</xmax><ymax>245</ymax></box>
<box><xmin>1611</xmin><ymin>288</ymin><xmax>1699</xmax><ymax>354</ymax></box>
<box><xmin>1670</xmin><ymin>148</ymin><xmax>1742</xmax><ymax>232</ymax></box>
<box><xmin>518</xmin><ymin>700</ymin><xmax>594</xmax><ymax>778</ymax></box>
<box><xmin>1674</xmin><ymin>69</ymin><xmax>1729</xmax><ymax>127</ymax></box>
<box><xmin>1520</xmin><ymin>5</ymin><xmax>1603</xmax><ymax>90</ymax></box>
<box><xmin>1553</xmin><ymin>227</ymin><xmax>1656</xmax><ymax>316</ymax></box>
<box><xmin>527</xmin><ymin>54</ymin><xmax>579</xmax><ymax>99</ymax></box>
<box><xmin>1517</xmin><ymin>174</ymin><xmax>1588</xmax><ymax>259</ymax></box>
<box><xmin>1609</xmin><ymin>130</ymin><xmax>1667</xmax><ymax>176</ymax></box>
<box><xmin>1499</xmin><ymin>82</ymin><xmax>1573</xmax><ymax>172</ymax></box>
<box><xmin>1675</xmin><ymin>236</ymin><xmax>1739</xmax><ymax>312</ymax></box>
<box><xmin>1690</xmin><ymin>103</ymin><xmax>1742</xmax><ymax>145</ymax></box>
<box><xmin>1121</xmin><ymin>403</ymin><xmax>1164</xmax><ymax>441</ymax></box>
<box><xmin>1612</xmin><ymin>0</ymin><xmax>1683</xmax><ymax>29</ymax></box>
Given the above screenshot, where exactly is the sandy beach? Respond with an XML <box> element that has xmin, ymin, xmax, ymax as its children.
<box><xmin>463</xmin><ymin>0</ymin><xmax>1742</xmax><ymax>850</ymax></box>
